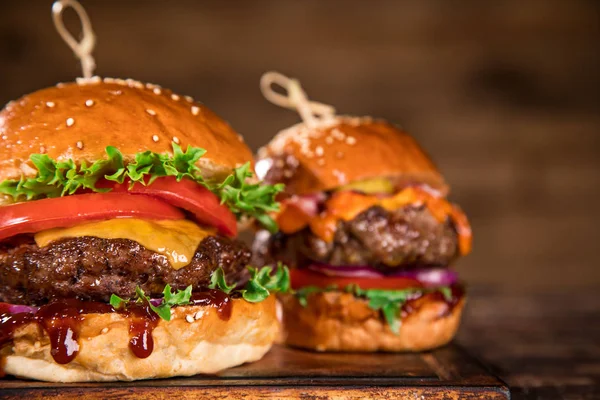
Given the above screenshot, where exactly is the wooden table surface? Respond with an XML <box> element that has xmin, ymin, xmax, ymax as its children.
<box><xmin>458</xmin><ymin>287</ymin><xmax>600</xmax><ymax>399</ymax></box>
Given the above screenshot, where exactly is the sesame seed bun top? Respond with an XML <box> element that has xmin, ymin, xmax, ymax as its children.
<box><xmin>256</xmin><ymin>116</ymin><xmax>448</xmax><ymax>196</ymax></box>
<box><xmin>0</xmin><ymin>77</ymin><xmax>253</xmax><ymax>183</ymax></box>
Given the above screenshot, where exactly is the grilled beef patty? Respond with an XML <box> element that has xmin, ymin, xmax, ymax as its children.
<box><xmin>253</xmin><ymin>205</ymin><xmax>458</xmax><ymax>271</ymax></box>
<box><xmin>0</xmin><ymin>235</ymin><xmax>251</xmax><ymax>305</ymax></box>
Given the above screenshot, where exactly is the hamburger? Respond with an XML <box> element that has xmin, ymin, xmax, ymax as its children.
<box><xmin>0</xmin><ymin>78</ymin><xmax>288</xmax><ymax>381</ymax></box>
<box><xmin>253</xmin><ymin>80</ymin><xmax>472</xmax><ymax>352</ymax></box>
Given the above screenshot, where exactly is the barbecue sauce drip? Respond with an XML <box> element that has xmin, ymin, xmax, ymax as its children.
<box><xmin>126</xmin><ymin>304</ymin><xmax>159</xmax><ymax>359</ymax></box>
<box><xmin>190</xmin><ymin>289</ymin><xmax>232</xmax><ymax>321</ymax></box>
<box><xmin>0</xmin><ymin>289</ymin><xmax>232</xmax><ymax>365</ymax></box>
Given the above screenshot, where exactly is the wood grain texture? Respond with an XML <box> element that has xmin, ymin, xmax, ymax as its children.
<box><xmin>0</xmin><ymin>344</ymin><xmax>508</xmax><ymax>399</ymax></box>
<box><xmin>459</xmin><ymin>287</ymin><xmax>600</xmax><ymax>399</ymax></box>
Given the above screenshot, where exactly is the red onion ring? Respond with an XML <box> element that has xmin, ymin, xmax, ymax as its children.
<box><xmin>305</xmin><ymin>263</ymin><xmax>458</xmax><ymax>286</ymax></box>
<box><xmin>307</xmin><ymin>263</ymin><xmax>384</xmax><ymax>278</ymax></box>
<box><xmin>285</xmin><ymin>193</ymin><xmax>326</xmax><ymax>217</ymax></box>
<box><xmin>0</xmin><ymin>303</ymin><xmax>39</xmax><ymax>314</ymax></box>
<box><xmin>389</xmin><ymin>268</ymin><xmax>458</xmax><ymax>287</ymax></box>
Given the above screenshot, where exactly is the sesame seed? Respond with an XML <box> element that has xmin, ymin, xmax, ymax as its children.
<box><xmin>331</xmin><ymin>128</ymin><xmax>346</xmax><ymax>141</ymax></box>
<box><xmin>171</xmin><ymin>94</ymin><xmax>180</xmax><ymax>101</ymax></box>
<box><xmin>172</xmin><ymin>136</ymin><xmax>180</xmax><ymax>144</ymax></box>
<box><xmin>184</xmin><ymin>96</ymin><xmax>193</xmax><ymax>103</ymax></box>
<box><xmin>46</xmin><ymin>101</ymin><xmax>55</xmax><ymax>108</ymax></box>
<box><xmin>153</xmin><ymin>88</ymin><xmax>162</xmax><ymax>95</ymax></box>
<box><xmin>1</xmin><ymin>136</ymin><xmax>6</xmax><ymax>140</ymax></box>
<box><xmin>145</xmin><ymin>83</ymin><xmax>155</xmax><ymax>89</ymax></box>
<box><xmin>133</xmin><ymin>81</ymin><xmax>144</xmax><ymax>89</ymax></box>
<box><xmin>317</xmin><ymin>159</ymin><xmax>325</xmax><ymax>166</ymax></box>
<box><xmin>346</xmin><ymin>136</ymin><xmax>356</xmax><ymax>145</ymax></box>
<box><xmin>315</xmin><ymin>146</ymin><xmax>324</xmax><ymax>156</ymax></box>
<box><xmin>104</xmin><ymin>77</ymin><xmax>115</xmax><ymax>83</ymax></box>
<box><xmin>66</xmin><ymin>118</ymin><xmax>75</xmax><ymax>127</ymax></box>
<box><xmin>146</xmin><ymin>109</ymin><xmax>156</xmax><ymax>116</ymax></box>
<box><xmin>191</xmin><ymin>106</ymin><xmax>200</xmax><ymax>116</ymax></box>
<box><xmin>185</xmin><ymin>315</ymin><xmax>194</xmax><ymax>323</ymax></box>
<box><xmin>194</xmin><ymin>311</ymin><xmax>204</xmax><ymax>320</ymax></box>
<box><xmin>76</xmin><ymin>141</ymin><xmax>84</xmax><ymax>150</ymax></box>
<box><xmin>325</xmin><ymin>136</ymin><xmax>334</xmax><ymax>144</ymax></box>
<box><xmin>152</xmin><ymin>135</ymin><xmax>159</xmax><ymax>142</ymax></box>
<box><xmin>85</xmin><ymin>99</ymin><xmax>94</xmax><ymax>107</ymax></box>
<box><xmin>115</xmin><ymin>78</ymin><xmax>126</xmax><ymax>85</ymax></box>
<box><xmin>40</xmin><ymin>146</ymin><xmax>46</xmax><ymax>153</ymax></box>
<box><xmin>16</xmin><ymin>140</ymin><xmax>22</xmax><ymax>144</ymax></box>
<box><xmin>101</xmin><ymin>327</ymin><xmax>109</xmax><ymax>334</ymax></box>
<box><xmin>333</xmin><ymin>169</ymin><xmax>346</xmax><ymax>182</ymax></box>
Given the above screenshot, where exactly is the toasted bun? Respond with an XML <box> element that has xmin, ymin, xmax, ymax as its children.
<box><xmin>278</xmin><ymin>292</ymin><xmax>464</xmax><ymax>352</ymax></box>
<box><xmin>257</xmin><ymin>117</ymin><xmax>448</xmax><ymax>196</ymax></box>
<box><xmin>0</xmin><ymin>78</ymin><xmax>253</xmax><ymax>183</ymax></box>
<box><xmin>2</xmin><ymin>295</ymin><xmax>278</xmax><ymax>382</ymax></box>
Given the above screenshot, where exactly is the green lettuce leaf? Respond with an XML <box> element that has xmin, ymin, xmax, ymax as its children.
<box><xmin>209</xmin><ymin>263</ymin><xmax>291</xmax><ymax>303</ymax></box>
<box><xmin>208</xmin><ymin>267</ymin><xmax>236</xmax><ymax>294</ymax></box>
<box><xmin>110</xmin><ymin>284</ymin><xmax>193</xmax><ymax>321</ymax></box>
<box><xmin>111</xmin><ymin>265</ymin><xmax>291</xmax><ymax>321</ymax></box>
<box><xmin>0</xmin><ymin>143</ymin><xmax>283</xmax><ymax>231</ymax></box>
<box><xmin>238</xmin><ymin>263</ymin><xmax>291</xmax><ymax>303</ymax></box>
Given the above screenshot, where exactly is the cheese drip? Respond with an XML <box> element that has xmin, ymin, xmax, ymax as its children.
<box><xmin>278</xmin><ymin>187</ymin><xmax>472</xmax><ymax>255</ymax></box>
<box><xmin>34</xmin><ymin>219</ymin><xmax>214</xmax><ymax>270</ymax></box>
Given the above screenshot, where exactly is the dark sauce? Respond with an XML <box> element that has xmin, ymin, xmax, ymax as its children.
<box><xmin>0</xmin><ymin>290</ymin><xmax>231</xmax><ymax>366</ymax></box>
<box><xmin>125</xmin><ymin>304</ymin><xmax>159</xmax><ymax>359</ymax></box>
<box><xmin>190</xmin><ymin>289</ymin><xmax>232</xmax><ymax>321</ymax></box>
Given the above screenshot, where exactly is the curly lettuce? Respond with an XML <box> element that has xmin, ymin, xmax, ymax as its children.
<box><xmin>0</xmin><ymin>143</ymin><xmax>284</xmax><ymax>232</ymax></box>
<box><xmin>110</xmin><ymin>264</ymin><xmax>290</xmax><ymax>321</ymax></box>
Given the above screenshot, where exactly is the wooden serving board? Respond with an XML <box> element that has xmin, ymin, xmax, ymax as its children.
<box><xmin>0</xmin><ymin>344</ymin><xmax>509</xmax><ymax>399</ymax></box>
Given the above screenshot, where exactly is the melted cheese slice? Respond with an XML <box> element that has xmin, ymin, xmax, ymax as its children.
<box><xmin>34</xmin><ymin>219</ymin><xmax>214</xmax><ymax>270</ymax></box>
<box><xmin>278</xmin><ymin>187</ymin><xmax>472</xmax><ymax>255</ymax></box>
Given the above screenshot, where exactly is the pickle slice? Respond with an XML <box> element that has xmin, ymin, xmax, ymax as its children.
<box><xmin>337</xmin><ymin>177</ymin><xmax>394</xmax><ymax>194</ymax></box>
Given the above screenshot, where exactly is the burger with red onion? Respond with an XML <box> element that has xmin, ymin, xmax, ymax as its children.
<box><xmin>0</xmin><ymin>78</ymin><xmax>288</xmax><ymax>381</ymax></box>
<box><xmin>253</xmin><ymin>109</ymin><xmax>472</xmax><ymax>352</ymax></box>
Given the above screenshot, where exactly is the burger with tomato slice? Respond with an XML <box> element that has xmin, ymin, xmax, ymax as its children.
<box><xmin>253</xmin><ymin>115</ymin><xmax>472</xmax><ymax>352</ymax></box>
<box><xmin>0</xmin><ymin>78</ymin><xmax>288</xmax><ymax>381</ymax></box>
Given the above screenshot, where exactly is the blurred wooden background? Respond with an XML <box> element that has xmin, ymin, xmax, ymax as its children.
<box><xmin>0</xmin><ymin>0</ymin><xmax>598</xmax><ymax>289</ymax></box>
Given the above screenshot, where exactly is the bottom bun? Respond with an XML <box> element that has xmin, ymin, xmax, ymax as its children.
<box><xmin>2</xmin><ymin>295</ymin><xmax>278</xmax><ymax>382</ymax></box>
<box><xmin>279</xmin><ymin>291</ymin><xmax>464</xmax><ymax>352</ymax></box>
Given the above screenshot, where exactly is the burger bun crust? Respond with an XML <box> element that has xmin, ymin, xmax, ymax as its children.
<box><xmin>2</xmin><ymin>295</ymin><xmax>278</xmax><ymax>382</ymax></box>
<box><xmin>0</xmin><ymin>79</ymin><xmax>253</xmax><ymax>184</ymax></box>
<box><xmin>279</xmin><ymin>291</ymin><xmax>464</xmax><ymax>352</ymax></box>
<box><xmin>258</xmin><ymin>117</ymin><xmax>448</xmax><ymax>196</ymax></box>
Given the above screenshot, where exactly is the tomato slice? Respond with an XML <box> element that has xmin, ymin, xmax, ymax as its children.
<box><xmin>0</xmin><ymin>193</ymin><xmax>184</xmax><ymax>242</ymax></box>
<box><xmin>103</xmin><ymin>177</ymin><xmax>237</xmax><ymax>237</ymax></box>
<box><xmin>290</xmin><ymin>268</ymin><xmax>423</xmax><ymax>290</ymax></box>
